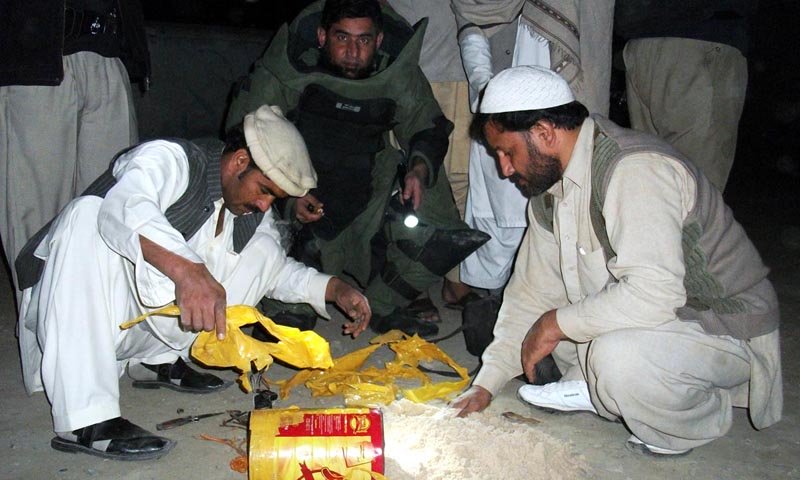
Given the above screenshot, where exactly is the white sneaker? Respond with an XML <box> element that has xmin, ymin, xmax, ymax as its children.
<box><xmin>517</xmin><ymin>380</ymin><xmax>597</xmax><ymax>414</ymax></box>
<box><xmin>625</xmin><ymin>435</ymin><xmax>692</xmax><ymax>457</ymax></box>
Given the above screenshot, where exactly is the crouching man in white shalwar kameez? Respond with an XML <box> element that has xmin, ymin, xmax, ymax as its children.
<box><xmin>15</xmin><ymin>105</ymin><xmax>372</xmax><ymax>461</ymax></box>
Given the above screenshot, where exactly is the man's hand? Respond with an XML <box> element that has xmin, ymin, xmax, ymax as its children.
<box><xmin>450</xmin><ymin>385</ymin><xmax>492</xmax><ymax>417</ymax></box>
<box><xmin>140</xmin><ymin>236</ymin><xmax>227</xmax><ymax>339</ymax></box>
<box><xmin>325</xmin><ymin>278</ymin><xmax>372</xmax><ymax>337</ymax></box>
<box><xmin>173</xmin><ymin>262</ymin><xmax>227</xmax><ymax>339</ymax></box>
<box><xmin>295</xmin><ymin>194</ymin><xmax>324</xmax><ymax>224</ymax></box>
<box><xmin>401</xmin><ymin>160</ymin><xmax>428</xmax><ymax>210</ymax></box>
<box><xmin>521</xmin><ymin>310</ymin><xmax>565</xmax><ymax>383</ymax></box>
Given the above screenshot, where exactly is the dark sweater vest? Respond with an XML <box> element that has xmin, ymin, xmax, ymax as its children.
<box><xmin>15</xmin><ymin>138</ymin><xmax>260</xmax><ymax>290</ymax></box>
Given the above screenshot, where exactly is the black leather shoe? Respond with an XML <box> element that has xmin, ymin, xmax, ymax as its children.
<box><xmin>129</xmin><ymin>357</ymin><xmax>231</xmax><ymax>394</ymax></box>
<box><xmin>251</xmin><ymin>311</ymin><xmax>318</xmax><ymax>342</ymax></box>
<box><xmin>370</xmin><ymin>308</ymin><xmax>439</xmax><ymax>338</ymax></box>
<box><xmin>51</xmin><ymin>417</ymin><xmax>175</xmax><ymax>461</ymax></box>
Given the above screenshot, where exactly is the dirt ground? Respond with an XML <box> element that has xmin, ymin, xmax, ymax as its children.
<box><xmin>0</xmin><ymin>183</ymin><xmax>797</xmax><ymax>479</ymax></box>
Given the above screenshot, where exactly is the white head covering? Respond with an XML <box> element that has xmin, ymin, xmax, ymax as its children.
<box><xmin>480</xmin><ymin>65</ymin><xmax>575</xmax><ymax>114</ymax></box>
<box><xmin>243</xmin><ymin>105</ymin><xmax>317</xmax><ymax>197</ymax></box>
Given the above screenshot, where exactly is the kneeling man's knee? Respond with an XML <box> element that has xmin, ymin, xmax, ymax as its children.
<box><xmin>586</xmin><ymin>331</ymin><xmax>660</xmax><ymax>414</ymax></box>
<box><xmin>587</xmin><ymin>331</ymin><xmax>647</xmax><ymax>385</ymax></box>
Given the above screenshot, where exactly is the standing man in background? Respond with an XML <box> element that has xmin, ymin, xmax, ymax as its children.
<box><xmin>0</xmin><ymin>0</ymin><xmax>150</xmax><ymax>296</ymax></box>
<box><xmin>616</xmin><ymin>0</ymin><xmax>755</xmax><ymax>192</ymax></box>
<box><xmin>448</xmin><ymin>0</ymin><xmax>614</xmax><ymax>336</ymax></box>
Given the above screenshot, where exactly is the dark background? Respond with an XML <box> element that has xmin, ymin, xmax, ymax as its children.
<box><xmin>141</xmin><ymin>0</ymin><xmax>317</xmax><ymax>29</ymax></box>
<box><xmin>139</xmin><ymin>0</ymin><xmax>799</xmax><ymax>218</ymax></box>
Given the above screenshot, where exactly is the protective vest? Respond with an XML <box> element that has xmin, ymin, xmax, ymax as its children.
<box><xmin>530</xmin><ymin>115</ymin><xmax>778</xmax><ymax>340</ymax></box>
<box><xmin>291</xmin><ymin>84</ymin><xmax>397</xmax><ymax>239</ymax></box>
<box><xmin>16</xmin><ymin>138</ymin><xmax>260</xmax><ymax>289</ymax></box>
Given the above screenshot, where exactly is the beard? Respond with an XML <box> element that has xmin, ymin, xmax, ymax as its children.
<box><xmin>318</xmin><ymin>46</ymin><xmax>374</xmax><ymax>79</ymax></box>
<box><xmin>510</xmin><ymin>134</ymin><xmax>563</xmax><ymax>198</ymax></box>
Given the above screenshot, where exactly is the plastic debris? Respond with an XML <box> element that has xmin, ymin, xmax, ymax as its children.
<box><xmin>276</xmin><ymin>330</ymin><xmax>470</xmax><ymax>406</ymax></box>
<box><xmin>120</xmin><ymin>305</ymin><xmax>334</xmax><ymax>391</ymax></box>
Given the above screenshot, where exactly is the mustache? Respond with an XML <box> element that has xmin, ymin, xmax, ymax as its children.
<box><xmin>509</xmin><ymin>173</ymin><xmax>525</xmax><ymax>184</ymax></box>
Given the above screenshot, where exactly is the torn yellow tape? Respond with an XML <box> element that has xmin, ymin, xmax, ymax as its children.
<box><xmin>277</xmin><ymin>330</ymin><xmax>470</xmax><ymax>406</ymax></box>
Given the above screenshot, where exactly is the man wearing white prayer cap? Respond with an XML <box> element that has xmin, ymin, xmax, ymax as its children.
<box><xmin>14</xmin><ymin>105</ymin><xmax>372</xmax><ymax>461</ymax></box>
<box><xmin>452</xmin><ymin>65</ymin><xmax>782</xmax><ymax>457</ymax></box>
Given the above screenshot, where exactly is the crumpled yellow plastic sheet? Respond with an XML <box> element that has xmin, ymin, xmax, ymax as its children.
<box><xmin>277</xmin><ymin>330</ymin><xmax>470</xmax><ymax>406</ymax></box>
<box><xmin>120</xmin><ymin>305</ymin><xmax>334</xmax><ymax>391</ymax></box>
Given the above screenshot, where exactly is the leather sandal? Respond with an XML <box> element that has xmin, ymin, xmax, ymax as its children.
<box><xmin>129</xmin><ymin>357</ymin><xmax>231</xmax><ymax>394</ymax></box>
<box><xmin>51</xmin><ymin>417</ymin><xmax>175</xmax><ymax>461</ymax></box>
<box><xmin>405</xmin><ymin>297</ymin><xmax>441</xmax><ymax>323</ymax></box>
<box><xmin>444</xmin><ymin>291</ymin><xmax>482</xmax><ymax>311</ymax></box>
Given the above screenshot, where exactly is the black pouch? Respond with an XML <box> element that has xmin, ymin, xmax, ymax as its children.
<box><xmin>462</xmin><ymin>296</ymin><xmax>564</xmax><ymax>385</ymax></box>
<box><xmin>461</xmin><ymin>295</ymin><xmax>502</xmax><ymax>357</ymax></box>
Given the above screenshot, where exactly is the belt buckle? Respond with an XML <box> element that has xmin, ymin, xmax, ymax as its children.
<box><xmin>89</xmin><ymin>16</ymin><xmax>102</xmax><ymax>35</ymax></box>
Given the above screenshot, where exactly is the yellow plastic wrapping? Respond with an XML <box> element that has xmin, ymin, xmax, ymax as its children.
<box><xmin>120</xmin><ymin>305</ymin><xmax>333</xmax><ymax>391</ymax></box>
<box><xmin>277</xmin><ymin>330</ymin><xmax>470</xmax><ymax>406</ymax></box>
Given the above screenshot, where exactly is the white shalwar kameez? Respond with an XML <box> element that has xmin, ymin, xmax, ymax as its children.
<box><xmin>17</xmin><ymin>140</ymin><xmax>332</xmax><ymax>433</ymax></box>
<box><xmin>460</xmin><ymin>20</ymin><xmax>550</xmax><ymax>289</ymax></box>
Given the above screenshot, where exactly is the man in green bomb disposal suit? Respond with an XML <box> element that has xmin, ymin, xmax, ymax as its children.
<box><xmin>227</xmin><ymin>0</ymin><xmax>488</xmax><ymax>338</ymax></box>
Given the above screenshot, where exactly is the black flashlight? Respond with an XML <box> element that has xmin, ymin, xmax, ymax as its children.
<box><xmin>396</xmin><ymin>162</ymin><xmax>420</xmax><ymax>228</ymax></box>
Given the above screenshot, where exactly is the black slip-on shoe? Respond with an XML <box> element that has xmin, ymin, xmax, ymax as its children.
<box><xmin>51</xmin><ymin>417</ymin><xmax>175</xmax><ymax>461</ymax></box>
<box><xmin>250</xmin><ymin>311</ymin><xmax>318</xmax><ymax>343</ymax></box>
<box><xmin>129</xmin><ymin>357</ymin><xmax>231</xmax><ymax>394</ymax></box>
<box><xmin>370</xmin><ymin>309</ymin><xmax>439</xmax><ymax>338</ymax></box>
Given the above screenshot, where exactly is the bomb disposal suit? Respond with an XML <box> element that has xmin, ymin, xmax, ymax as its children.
<box><xmin>226</xmin><ymin>1</ymin><xmax>487</xmax><ymax>320</ymax></box>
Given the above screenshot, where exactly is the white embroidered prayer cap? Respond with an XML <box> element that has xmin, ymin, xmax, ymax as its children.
<box><xmin>480</xmin><ymin>65</ymin><xmax>575</xmax><ymax>113</ymax></box>
<box><xmin>244</xmin><ymin>105</ymin><xmax>317</xmax><ymax>197</ymax></box>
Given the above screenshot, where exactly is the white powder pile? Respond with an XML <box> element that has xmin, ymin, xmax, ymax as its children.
<box><xmin>381</xmin><ymin>400</ymin><xmax>587</xmax><ymax>480</ymax></box>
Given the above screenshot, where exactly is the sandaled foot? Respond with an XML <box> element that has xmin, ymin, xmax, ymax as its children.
<box><xmin>51</xmin><ymin>417</ymin><xmax>174</xmax><ymax>461</ymax></box>
<box><xmin>405</xmin><ymin>297</ymin><xmax>441</xmax><ymax>323</ymax></box>
<box><xmin>444</xmin><ymin>291</ymin><xmax>482</xmax><ymax>311</ymax></box>
<box><xmin>128</xmin><ymin>357</ymin><xmax>231</xmax><ymax>394</ymax></box>
<box><xmin>441</xmin><ymin>279</ymin><xmax>476</xmax><ymax>308</ymax></box>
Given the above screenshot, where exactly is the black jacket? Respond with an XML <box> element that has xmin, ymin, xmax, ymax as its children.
<box><xmin>0</xmin><ymin>0</ymin><xmax>150</xmax><ymax>86</ymax></box>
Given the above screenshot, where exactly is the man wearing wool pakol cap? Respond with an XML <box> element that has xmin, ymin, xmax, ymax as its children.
<box><xmin>451</xmin><ymin>65</ymin><xmax>782</xmax><ymax>457</ymax></box>
<box><xmin>15</xmin><ymin>105</ymin><xmax>372</xmax><ymax>461</ymax></box>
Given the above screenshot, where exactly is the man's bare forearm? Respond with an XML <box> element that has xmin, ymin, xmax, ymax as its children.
<box><xmin>139</xmin><ymin>235</ymin><xmax>228</xmax><ymax>338</ymax></box>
